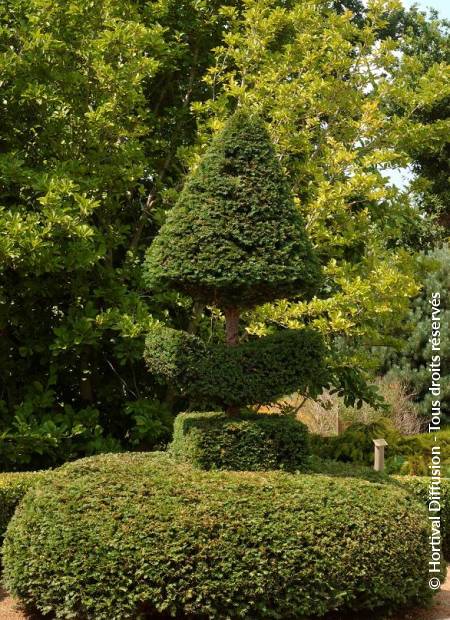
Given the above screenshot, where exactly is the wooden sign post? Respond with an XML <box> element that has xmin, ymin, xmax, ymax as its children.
<box><xmin>373</xmin><ymin>438</ymin><xmax>388</xmax><ymax>472</ymax></box>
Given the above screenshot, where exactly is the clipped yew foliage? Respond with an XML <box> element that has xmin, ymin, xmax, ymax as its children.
<box><xmin>3</xmin><ymin>453</ymin><xmax>433</xmax><ymax>620</ymax></box>
<box><xmin>144</xmin><ymin>324</ymin><xmax>329</xmax><ymax>407</ymax></box>
<box><xmin>144</xmin><ymin>110</ymin><xmax>321</xmax><ymax>309</ymax></box>
<box><xmin>397</xmin><ymin>476</ymin><xmax>450</xmax><ymax>559</ymax></box>
<box><xmin>171</xmin><ymin>411</ymin><xmax>310</xmax><ymax>471</ymax></box>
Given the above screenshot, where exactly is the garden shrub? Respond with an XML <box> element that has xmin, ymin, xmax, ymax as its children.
<box><xmin>0</xmin><ymin>403</ymin><xmax>123</xmax><ymax>471</ymax></box>
<box><xmin>171</xmin><ymin>411</ymin><xmax>310</xmax><ymax>471</ymax></box>
<box><xmin>306</xmin><ymin>455</ymin><xmax>391</xmax><ymax>482</ymax></box>
<box><xmin>144</xmin><ymin>110</ymin><xmax>321</xmax><ymax>309</ymax></box>
<box><xmin>396</xmin><ymin>430</ymin><xmax>450</xmax><ymax>460</ymax></box>
<box><xmin>310</xmin><ymin>421</ymin><xmax>400</xmax><ymax>466</ymax></box>
<box><xmin>388</xmin><ymin>430</ymin><xmax>450</xmax><ymax>476</ymax></box>
<box><xmin>328</xmin><ymin>378</ymin><xmax>424</xmax><ymax>435</ymax></box>
<box><xmin>383</xmin><ymin>245</ymin><xmax>450</xmax><ymax>420</ymax></box>
<box><xmin>0</xmin><ymin>472</ymin><xmax>42</xmax><ymax>542</ymax></box>
<box><xmin>396</xmin><ymin>476</ymin><xmax>450</xmax><ymax>559</ymax></box>
<box><xmin>145</xmin><ymin>324</ymin><xmax>329</xmax><ymax>407</ymax></box>
<box><xmin>3</xmin><ymin>452</ymin><xmax>434</xmax><ymax>620</ymax></box>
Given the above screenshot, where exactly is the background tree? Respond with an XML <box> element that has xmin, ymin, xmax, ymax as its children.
<box><xmin>0</xmin><ymin>0</ymin><xmax>231</xmax><ymax>468</ymax></box>
<box><xmin>389</xmin><ymin>7</ymin><xmax>450</xmax><ymax>233</ymax></box>
<box><xmin>383</xmin><ymin>245</ymin><xmax>450</xmax><ymax>420</ymax></box>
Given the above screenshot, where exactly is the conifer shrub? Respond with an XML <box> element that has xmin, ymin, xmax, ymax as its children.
<box><xmin>143</xmin><ymin>110</ymin><xmax>326</xmax><ymax>465</ymax></box>
<box><xmin>383</xmin><ymin>245</ymin><xmax>449</xmax><ymax>419</ymax></box>
<box><xmin>171</xmin><ymin>411</ymin><xmax>310</xmax><ymax>471</ymax></box>
<box><xmin>310</xmin><ymin>424</ymin><xmax>450</xmax><ymax>475</ymax></box>
<box><xmin>144</xmin><ymin>110</ymin><xmax>321</xmax><ymax>309</ymax></box>
<box><xmin>144</xmin><ymin>324</ymin><xmax>329</xmax><ymax>407</ymax></box>
<box><xmin>309</xmin><ymin>421</ymin><xmax>401</xmax><ymax>465</ymax></box>
<box><xmin>3</xmin><ymin>453</ymin><xmax>434</xmax><ymax>620</ymax></box>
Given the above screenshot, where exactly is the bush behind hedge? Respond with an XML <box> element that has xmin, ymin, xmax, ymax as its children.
<box><xmin>171</xmin><ymin>411</ymin><xmax>310</xmax><ymax>471</ymax></box>
<box><xmin>310</xmin><ymin>423</ymin><xmax>450</xmax><ymax>477</ymax></box>
<box><xmin>309</xmin><ymin>421</ymin><xmax>401</xmax><ymax>466</ymax></box>
<box><xmin>3</xmin><ymin>452</ymin><xmax>434</xmax><ymax>620</ymax></box>
<box><xmin>0</xmin><ymin>472</ymin><xmax>43</xmax><ymax>542</ymax></box>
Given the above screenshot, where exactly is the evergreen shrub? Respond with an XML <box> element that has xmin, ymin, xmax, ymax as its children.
<box><xmin>311</xmin><ymin>424</ymin><xmax>450</xmax><ymax>475</ymax></box>
<box><xmin>144</xmin><ymin>324</ymin><xmax>329</xmax><ymax>407</ymax></box>
<box><xmin>144</xmin><ymin>110</ymin><xmax>321</xmax><ymax>309</ymax></box>
<box><xmin>384</xmin><ymin>245</ymin><xmax>449</xmax><ymax>419</ymax></box>
<box><xmin>309</xmin><ymin>421</ymin><xmax>400</xmax><ymax>465</ymax></box>
<box><xmin>171</xmin><ymin>411</ymin><xmax>310</xmax><ymax>471</ymax></box>
<box><xmin>3</xmin><ymin>453</ymin><xmax>434</xmax><ymax>620</ymax></box>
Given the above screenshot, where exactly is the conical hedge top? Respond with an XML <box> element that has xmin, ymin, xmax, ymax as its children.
<box><xmin>144</xmin><ymin>110</ymin><xmax>321</xmax><ymax>309</ymax></box>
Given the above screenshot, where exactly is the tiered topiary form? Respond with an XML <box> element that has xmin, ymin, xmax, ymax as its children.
<box><xmin>144</xmin><ymin>109</ymin><xmax>329</xmax><ymax>469</ymax></box>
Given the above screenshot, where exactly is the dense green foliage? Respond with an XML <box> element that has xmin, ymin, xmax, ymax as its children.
<box><xmin>393</xmin><ymin>9</ymin><xmax>450</xmax><ymax>233</ymax></box>
<box><xmin>310</xmin><ymin>421</ymin><xmax>400</xmax><ymax>466</ymax></box>
<box><xmin>0</xmin><ymin>0</ymin><xmax>448</xmax><ymax>466</ymax></box>
<box><xmin>306</xmin><ymin>456</ymin><xmax>390</xmax><ymax>481</ymax></box>
<box><xmin>171</xmin><ymin>411</ymin><xmax>310</xmax><ymax>471</ymax></box>
<box><xmin>145</xmin><ymin>324</ymin><xmax>329</xmax><ymax>407</ymax></box>
<box><xmin>144</xmin><ymin>110</ymin><xmax>321</xmax><ymax>309</ymax></box>
<box><xmin>384</xmin><ymin>245</ymin><xmax>450</xmax><ymax>420</ymax></box>
<box><xmin>391</xmin><ymin>429</ymin><xmax>450</xmax><ymax>476</ymax></box>
<box><xmin>0</xmin><ymin>0</ymin><xmax>231</xmax><ymax>468</ymax></box>
<box><xmin>398</xmin><ymin>476</ymin><xmax>450</xmax><ymax>559</ymax></box>
<box><xmin>3</xmin><ymin>452</ymin><xmax>433</xmax><ymax>619</ymax></box>
<box><xmin>0</xmin><ymin>472</ymin><xmax>42</xmax><ymax>542</ymax></box>
<box><xmin>0</xmin><ymin>398</ymin><xmax>174</xmax><ymax>471</ymax></box>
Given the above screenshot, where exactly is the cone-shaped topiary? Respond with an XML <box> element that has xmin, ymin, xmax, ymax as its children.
<box><xmin>144</xmin><ymin>109</ymin><xmax>321</xmax><ymax>311</ymax></box>
<box><xmin>144</xmin><ymin>109</ymin><xmax>327</xmax><ymax>453</ymax></box>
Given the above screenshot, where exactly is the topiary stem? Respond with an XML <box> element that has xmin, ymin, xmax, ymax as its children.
<box><xmin>224</xmin><ymin>307</ymin><xmax>240</xmax><ymax>416</ymax></box>
<box><xmin>224</xmin><ymin>307</ymin><xmax>240</xmax><ymax>346</ymax></box>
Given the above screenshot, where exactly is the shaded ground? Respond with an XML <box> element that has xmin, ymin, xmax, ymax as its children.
<box><xmin>2</xmin><ymin>576</ymin><xmax>450</xmax><ymax>620</ymax></box>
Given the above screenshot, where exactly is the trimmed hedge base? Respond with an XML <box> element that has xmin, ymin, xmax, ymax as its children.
<box><xmin>307</xmin><ymin>460</ymin><xmax>450</xmax><ymax>560</ymax></box>
<box><xmin>171</xmin><ymin>411</ymin><xmax>310</xmax><ymax>471</ymax></box>
<box><xmin>3</xmin><ymin>453</ymin><xmax>434</xmax><ymax>620</ymax></box>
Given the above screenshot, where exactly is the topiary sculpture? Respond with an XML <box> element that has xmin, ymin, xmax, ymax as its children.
<box><xmin>144</xmin><ymin>109</ymin><xmax>328</xmax><ymax>468</ymax></box>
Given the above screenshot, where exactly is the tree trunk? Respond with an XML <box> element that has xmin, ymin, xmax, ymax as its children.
<box><xmin>224</xmin><ymin>306</ymin><xmax>240</xmax><ymax>346</ymax></box>
<box><xmin>224</xmin><ymin>307</ymin><xmax>240</xmax><ymax>415</ymax></box>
